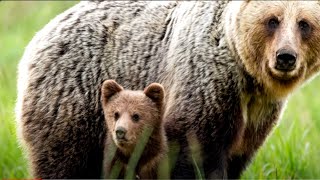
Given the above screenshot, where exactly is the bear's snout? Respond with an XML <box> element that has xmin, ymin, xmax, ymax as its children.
<box><xmin>116</xmin><ymin>127</ymin><xmax>127</xmax><ymax>140</ymax></box>
<box><xmin>275</xmin><ymin>48</ymin><xmax>297</xmax><ymax>72</ymax></box>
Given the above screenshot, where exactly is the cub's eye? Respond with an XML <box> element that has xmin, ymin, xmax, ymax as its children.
<box><xmin>114</xmin><ymin>112</ymin><xmax>119</xmax><ymax>121</ymax></box>
<box><xmin>267</xmin><ymin>17</ymin><xmax>280</xmax><ymax>31</ymax></box>
<box><xmin>132</xmin><ymin>114</ymin><xmax>140</xmax><ymax>122</ymax></box>
<box><xmin>299</xmin><ymin>20</ymin><xmax>311</xmax><ymax>38</ymax></box>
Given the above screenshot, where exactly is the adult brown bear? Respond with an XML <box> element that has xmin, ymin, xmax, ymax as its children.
<box><xmin>16</xmin><ymin>1</ymin><xmax>320</xmax><ymax>179</ymax></box>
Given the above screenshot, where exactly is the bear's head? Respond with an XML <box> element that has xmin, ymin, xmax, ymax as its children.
<box><xmin>225</xmin><ymin>1</ymin><xmax>320</xmax><ymax>98</ymax></box>
<box><xmin>101</xmin><ymin>80</ymin><xmax>165</xmax><ymax>154</ymax></box>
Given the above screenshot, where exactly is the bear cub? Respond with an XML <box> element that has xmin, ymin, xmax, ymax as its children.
<box><xmin>101</xmin><ymin>80</ymin><xmax>168</xmax><ymax>179</ymax></box>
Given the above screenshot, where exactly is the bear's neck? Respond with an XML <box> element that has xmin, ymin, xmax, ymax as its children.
<box><xmin>229</xmin><ymin>64</ymin><xmax>286</xmax><ymax>156</ymax></box>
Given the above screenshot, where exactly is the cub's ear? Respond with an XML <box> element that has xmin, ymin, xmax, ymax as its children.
<box><xmin>101</xmin><ymin>80</ymin><xmax>123</xmax><ymax>104</ymax></box>
<box><xmin>144</xmin><ymin>83</ymin><xmax>165</xmax><ymax>107</ymax></box>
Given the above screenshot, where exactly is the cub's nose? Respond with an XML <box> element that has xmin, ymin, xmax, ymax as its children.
<box><xmin>275</xmin><ymin>48</ymin><xmax>297</xmax><ymax>72</ymax></box>
<box><xmin>116</xmin><ymin>127</ymin><xmax>127</xmax><ymax>139</ymax></box>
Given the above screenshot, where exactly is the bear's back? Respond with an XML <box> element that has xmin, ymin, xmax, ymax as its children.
<box><xmin>16</xmin><ymin>1</ymin><xmax>238</xmax><ymax>178</ymax></box>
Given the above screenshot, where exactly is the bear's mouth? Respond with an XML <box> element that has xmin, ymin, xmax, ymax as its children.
<box><xmin>266</xmin><ymin>62</ymin><xmax>304</xmax><ymax>84</ymax></box>
<box><xmin>115</xmin><ymin>139</ymin><xmax>130</xmax><ymax>149</ymax></box>
<box><xmin>112</xmin><ymin>135</ymin><xmax>129</xmax><ymax>146</ymax></box>
<box><xmin>116</xmin><ymin>138</ymin><xmax>128</xmax><ymax>144</ymax></box>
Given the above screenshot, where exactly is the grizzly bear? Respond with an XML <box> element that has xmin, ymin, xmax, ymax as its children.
<box><xmin>101</xmin><ymin>80</ymin><xmax>168</xmax><ymax>179</ymax></box>
<box><xmin>16</xmin><ymin>1</ymin><xmax>320</xmax><ymax>179</ymax></box>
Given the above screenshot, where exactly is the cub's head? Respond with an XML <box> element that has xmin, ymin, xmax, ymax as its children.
<box><xmin>101</xmin><ymin>80</ymin><xmax>165</xmax><ymax>153</ymax></box>
<box><xmin>225</xmin><ymin>1</ymin><xmax>320</xmax><ymax>98</ymax></box>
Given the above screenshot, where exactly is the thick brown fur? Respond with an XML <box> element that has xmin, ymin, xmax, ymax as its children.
<box><xmin>101</xmin><ymin>80</ymin><xmax>167</xmax><ymax>179</ymax></box>
<box><xmin>224</xmin><ymin>1</ymin><xmax>320</xmax><ymax>178</ymax></box>
<box><xmin>16</xmin><ymin>1</ymin><xmax>320</xmax><ymax>179</ymax></box>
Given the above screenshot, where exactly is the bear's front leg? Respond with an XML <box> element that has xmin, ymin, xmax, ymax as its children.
<box><xmin>203</xmin><ymin>147</ymin><xmax>228</xmax><ymax>179</ymax></box>
<box><xmin>227</xmin><ymin>154</ymin><xmax>251</xmax><ymax>179</ymax></box>
<box><xmin>168</xmin><ymin>135</ymin><xmax>229</xmax><ymax>179</ymax></box>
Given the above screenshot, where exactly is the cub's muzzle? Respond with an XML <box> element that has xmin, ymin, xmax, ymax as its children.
<box><xmin>116</xmin><ymin>127</ymin><xmax>127</xmax><ymax>139</ymax></box>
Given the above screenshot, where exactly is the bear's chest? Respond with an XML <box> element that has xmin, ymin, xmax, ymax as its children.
<box><xmin>229</xmin><ymin>95</ymin><xmax>283</xmax><ymax>156</ymax></box>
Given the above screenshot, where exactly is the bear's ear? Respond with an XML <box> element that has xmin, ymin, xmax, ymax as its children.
<box><xmin>101</xmin><ymin>80</ymin><xmax>123</xmax><ymax>104</ymax></box>
<box><xmin>144</xmin><ymin>83</ymin><xmax>165</xmax><ymax>107</ymax></box>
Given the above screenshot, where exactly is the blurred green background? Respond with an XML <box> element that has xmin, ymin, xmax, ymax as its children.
<box><xmin>0</xmin><ymin>1</ymin><xmax>320</xmax><ymax>178</ymax></box>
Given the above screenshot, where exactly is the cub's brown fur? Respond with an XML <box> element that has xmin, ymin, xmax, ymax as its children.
<box><xmin>101</xmin><ymin>80</ymin><xmax>167</xmax><ymax>179</ymax></box>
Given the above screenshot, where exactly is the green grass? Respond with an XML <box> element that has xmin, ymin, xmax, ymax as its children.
<box><xmin>1</xmin><ymin>1</ymin><xmax>320</xmax><ymax>179</ymax></box>
<box><xmin>242</xmin><ymin>78</ymin><xmax>320</xmax><ymax>179</ymax></box>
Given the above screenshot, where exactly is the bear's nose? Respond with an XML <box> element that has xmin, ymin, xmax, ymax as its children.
<box><xmin>275</xmin><ymin>48</ymin><xmax>297</xmax><ymax>72</ymax></box>
<box><xmin>116</xmin><ymin>127</ymin><xmax>127</xmax><ymax>139</ymax></box>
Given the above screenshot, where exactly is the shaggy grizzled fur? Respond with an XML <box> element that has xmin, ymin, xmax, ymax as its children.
<box><xmin>16</xmin><ymin>1</ymin><xmax>320</xmax><ymax>179</ymax></box>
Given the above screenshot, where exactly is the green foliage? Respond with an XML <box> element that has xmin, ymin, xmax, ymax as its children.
<box><xmin>125</xmin><ymin>126</ymin><xmax>153</xmax><ymax>179</ymax></box>
<box><xmin>1</xmin><ymin>1</ymin><xmax>320</xmax><ymax>179</ymax></box>
<box><xmin>242</xmin><ymin>77</ymin><xmax>320</xmax><ymax>179</ymax></box>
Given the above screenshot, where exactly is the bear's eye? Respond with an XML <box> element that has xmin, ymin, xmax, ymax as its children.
<box><xmin>298</xmin><ymin>20</ymin><xmax>311</xmax><ymax>38</ymax></box>
<box><xmin>114</xmin><ymin>112</ymin><xmax>120</xmax><ymax>121</ymax></box>
<box><xmin>132</xmin><ymin>114</ymin><xmax>140</xmax><ymax>122</ymax></box>
<box><xmin>267</xmin><ymin>18</ymin><xmax>280</xmax><ymax>32</ymax></box>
